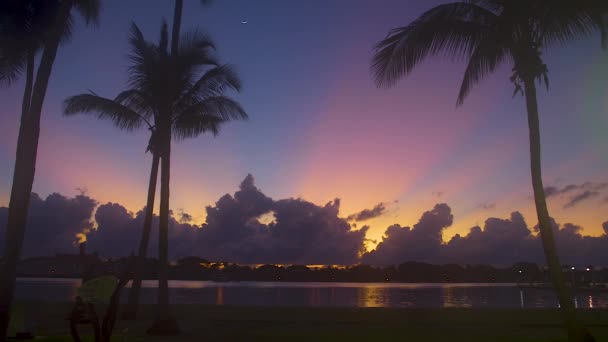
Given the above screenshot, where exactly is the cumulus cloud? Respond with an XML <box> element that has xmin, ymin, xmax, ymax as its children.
<box><xmin>197</xmin><ymin>174</ymin><xmax>367</xmax><ymax>264</ymax></box>
<box><xmin>362</xmin><ymin>204</ymin><xmax>453</xmax><ymax>265</ymax></box>
<box><xmin>443</xmin><ymin>212</ymin><xmax>541</xmax><ymax>265</ymax></box>
<box><xmin>3</xmin><ymin>180</ymin><xmax>608</xmax><ymax>267</ymax></box>
<box><xmin>364</xmin><ymin>204</ymin><xmax>608</xmax><ymax>266</ymax></box>
<box><xmin>564</xmin><ymin>191</ymin><xmax>600</xmax><ymax>209</ymax></box>
<box><xmin>0</xmin><ymin>193</ymin><xmax>97</xmax><ymax>257</ymax></box>
<box><xmin>87</xmin><ymin>204</ymin><xmax>199</xmax><ymax>259</ymax></box>
<box><xmin>347</xmin><ymin>203</ymin><xmax>387</xmax><ymax>222</ymax></box>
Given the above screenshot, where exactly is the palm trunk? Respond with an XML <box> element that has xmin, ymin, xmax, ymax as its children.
<box><xmin>0</xmin><ymin>1</ymin><xmax>73</xmax><ymax>339</ymax></box>
<box><xmin>524</xmin><ymin>79</ymin><xmax>594</xmax><ymax>342</ymax></box>
<box><xmin>171</xmin><ymin>0</ymin><xmax>183</xmax><ymax>57</ymax></box>
<box><xmin>122</xmin><ymin>152</ymin><xmax>160</xmax><ymax>320</ymax></box>
<box><xmin>147</xmin><ymin>128</ymin><xmax>179</xmax><ymax>335</ymax></box>
<box><xmin>21</xmin><ymin>52</ymin><xmax>35</xmax><ymax>119</ymax></box>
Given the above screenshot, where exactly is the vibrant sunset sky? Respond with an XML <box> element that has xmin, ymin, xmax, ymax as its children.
<box><xmin>0</xmin><ymin>0</ymin><xmax>607</xmax><ymax>249</ymax></box>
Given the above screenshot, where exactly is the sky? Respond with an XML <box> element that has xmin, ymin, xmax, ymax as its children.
<box><xmin>0</xmin><ymin>0</ymin><xmax>607</xmax><ymax>253</ymax></box>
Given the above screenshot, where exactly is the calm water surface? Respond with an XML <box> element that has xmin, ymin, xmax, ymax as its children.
<box><xmin>15</xmin><ymin>278</ymin><xmax>608</xmax><ymax>309</ymax></box>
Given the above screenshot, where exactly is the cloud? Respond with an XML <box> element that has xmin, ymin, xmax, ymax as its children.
<box><xmin>3</xmin><ymin>180</ymin><xmax>608</xmax><ymax>267</ymax></box>
<box><xmin>86</xmin><ymin>203</ymin><xmax>200</xmax><ymax>259</ymax></box>
<box><xmin>362</xmin><ymin>204</ymin><xmax>453</xmax><ymax>265</ymax></box>
<box><xmin>347</xmin><ymin>202</ymin><xmax>387</xmax><ymax>222</ymax></box>
<box><xmin>477</xmin><ymin>202</ymin><xmax>496</xmax><ymax>210</ymax></box>
<box><xmin>0</xmin><ymin>193</ymin><xmax>97</xmax><ymax>257</ymax></box>
<box><xmin>432</xmin><ymin>191</ymin><xmax>444</xmax><ymax>198</ymax></box>
<box><xmin>544</xmin><ymin>182</ymin><xmax>608</xmax><ymax>209</ymax></box>
<box><xmin>544</xmin><ymin>184</ymin><xmax>578</xmax><ymax>198</ymax></box>
<box><xmin>1</xmin><ymin>175</ymin><xmax>365</xmax><ymax>264</ymax></box>
<box><xmin>564</xmin><ymin>191</ymin><xmax>600</xmax><ymax>209</ymax></box>
<box><xmin>443</xmin><ymin>212</ymin><xmax>541</xmax><ymax>265</ymax></box>
<box><xmin>364</xmin><ymin>204</ymin><xmax>608</xmax><ymax>266</ymax></box>
<box><xmin>197</xmin><ymin>174</ymin><xmax>367</xmax><ymax>264</ymax></box>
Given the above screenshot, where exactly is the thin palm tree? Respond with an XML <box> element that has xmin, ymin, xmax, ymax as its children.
<box><xmin>105</xmin><ymin>0</ymin><xmax>215</xmax><ymax>321</ymax></box>
<box><xmin>372</xmin><ymin>1</ymin><xmax>605</xmax><ymax>341</ymax></box>
<box><xmin>65</xmin><ymin>94</ymin><xmax>159</xmax><ymax>321</ymax></box>
<box><xmin>0</xmin><ymin>0</ymin><xmax>99</xmax><ymax>338</ymax></box>
<box><xmin>65</xmin><ymin>22</ymin><xmax>246</xmax><ymax>334</ymax></box>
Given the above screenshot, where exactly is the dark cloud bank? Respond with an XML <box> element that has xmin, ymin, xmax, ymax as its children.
<box><xmin>1</xmin><ymin>175</ymin><xmax>608</xmax><ymax>266</ymax></box>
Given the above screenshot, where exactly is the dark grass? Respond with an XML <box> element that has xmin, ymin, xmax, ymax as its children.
<box><xmin>15</xmin><ymin>302</ymin><xmax>608</xmax><ymax>341</ymax></box>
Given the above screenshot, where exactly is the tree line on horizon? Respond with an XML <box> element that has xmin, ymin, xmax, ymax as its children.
<box><xmin>1</xmin><ymin>0</ymin><xmax>607</xmax><ymax>341</ymax></box>
<box><xmin>15</xmin><ymin>255</ymin><xmax>608</xmax><ymax>285</ymax></box>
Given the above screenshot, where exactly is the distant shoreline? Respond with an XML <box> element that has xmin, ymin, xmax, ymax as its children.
<box><xmin>14</xmin><ymin>276</ymin><xmax>608</xmax><ymax>291</ymax></box>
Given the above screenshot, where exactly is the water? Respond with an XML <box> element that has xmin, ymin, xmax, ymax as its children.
<box><xmin>15</xmin><ymin>278</ymin><xmax>608</xmax><ymax>308</ymax></box>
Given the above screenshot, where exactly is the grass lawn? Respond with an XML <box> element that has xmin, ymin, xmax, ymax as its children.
<box><xmin>13</xmin><ymin>302</ymin><xmax>608</xmax><ymax>341</ymax></box>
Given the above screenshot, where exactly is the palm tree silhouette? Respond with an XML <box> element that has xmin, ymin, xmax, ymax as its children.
<box><xmin>65</xmin><ymin>22</ymin><xmax>246</xmax><ymax>334</ymax></box>
<box><xmin>371</xmin><ymin>1</ymin><xmax>605</xmax><ymax>341</ymax></box>
<box><xmin>0</xmin><ymin>0</ymin><xmax>99</xmax><ymax>338</ymax></box>
<box><xmin>65</xmin><ymin>93</ymin><xmax>159</xmax><ymax>322</ymax></box>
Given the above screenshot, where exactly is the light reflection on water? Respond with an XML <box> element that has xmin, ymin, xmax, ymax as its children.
<box><xmin>14</xmin><ymin>278</ymin><xmax>608</xmax><ymax>309</ymax></box>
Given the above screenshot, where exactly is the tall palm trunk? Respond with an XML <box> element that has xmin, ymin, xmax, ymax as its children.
<box><xmin>171</xmin><ymin>0</ymin><xmax>183</xmax><ymax>56</ymax></box>
<box><xmin>21</xmin><ymin>52</ymin><xmax>35</xmax><ymax>119</ymax></box>
<box><xmin>122</xmin><ymin>152</ymin><xmax>160</xmax><ymax>320</ymax></box>
<box><xmin>147</xmin><ymin>125</ymin><xmax>179</xmax><ymax>335</ymax></box>
<box><xmin>0</xmin><ymin>1</ymin><xmax>73</xmax><ymax>338</ymax></box>
<box><xmin>524</xmin><ymin>79</ymin><xmax>594</xmax><ymax>342</ymax></box>
<box><xmin>145</xmin><ymin>0</ymin><xmax>183</xmax><ymax>333</ymax></box>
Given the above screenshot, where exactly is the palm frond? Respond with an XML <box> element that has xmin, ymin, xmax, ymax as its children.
<box><xmin>457</xmin><ymin>32</ymin><xmax>511</xmax><ymax>105</ymax></box>
<box><xmin>114</xmin><ymin>89</ymin><xmax>156</xmax><ymax>119</ymax></box>
<box><xmin>372</xmin><ymin>2</ymin><xmax>497</xmax><ymax>87</ymax></box>
<box><xmin>172</xmin><ymin>29</ymin><xmax>218</xmax><ymax>99</ymax></box>
<box><xmin>63</xmin><ymin>93</ymin><xmax>148</xmax><ymax>131</ymax></box>
<box><xmin>178</xmin><ymin>29</ymin><xmax>216</xmax><ymax>67</ymax></box>
<box><xmin>59</xmin><ymin>13</ymin><xmax>74</xmax><ymax>43</ymax></box>
<box><xmin>176</xmin><ymin>64</ymin><xmax>241</xmax><ymax>109</ymax></box>
<box><xmin>0</xmin><ymin>52</ymin><xmax>25</xmax><ymax>85</ymax></box>
<box><xmin>74</xmin><ymin>0</ymin><xmax>101</xmax><ymax>26</ymax></box>
<box><xmin>536</xmin><ymin>0</ymin><xmax>607</xmax><ymax>48</ymax></box>
<box><xmin>127</xmin><ymin>22</ymin><xmax>160</xmax><ymax>92</ymax></box>
<box><xmin>173</xmin><ymin>95</ymin><xmax>247</xmax><ymax>139</ymax></box>
<box><xmin>173</xmin><ymin>113</ymin><xmax>224</xmax><ymax>139</ymax></box>
<box><xmin>0</xmin><ymin>0</ymin><xmax>58</xmax><ymax>84</ymax></box>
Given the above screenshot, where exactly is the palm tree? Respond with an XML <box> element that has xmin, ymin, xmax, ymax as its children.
<box><xmin>0</xmin><ymin>0</ymin><xmax>99</xmax><ymax>338</ymax></box>
<box><xmin>65</xmin><ymin>94</ymin><xmax>159</xmax><ymax>321</ymax></box>
<box><xmin>371</xmin><ymin>1</ymin><xmax>605</xmax><ymax>341</ymax></box>
<box><xmin>65</xmin><ymin>22</ymin><xmax>246</xmax><ymax>334</ymax></box>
